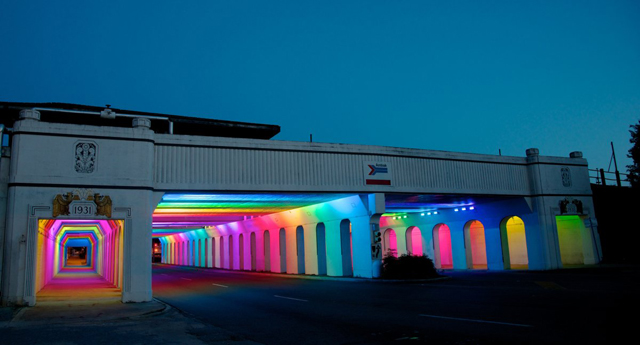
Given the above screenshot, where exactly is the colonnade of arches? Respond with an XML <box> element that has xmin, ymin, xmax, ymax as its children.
<box><xmin>160</xmin><ymin>213</ymin><xmax>596</xmax><ymax>273</ymax></box>
<box><xmin>160</xmin><ymin>219</ymin><xmax>356</xmax><ymax>276</ymax></box>
<box><xmin>382</xmin><ymin>216</ymin><xmax>530</xmax><ymax>270</ymax></box>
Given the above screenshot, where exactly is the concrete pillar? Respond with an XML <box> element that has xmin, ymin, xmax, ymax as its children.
<box><xmin>449</xmin><ymin>221</ymin><xmax>468</xmax><ymax>270</ymax></box>
<box><xmin>483</xmin><ymin>219</ymin><xmax>506</xmax><ymax>270</ymax></box>
<box><xmin>581</xmin><ymin>217</ymin><xmax>598</xmax><ymax>265</ymax></box>
<box><xmin>284</xmin><ymin>226</ymin><xmax>300</xmax><ymax>274</ymax></box>
<box><xmin>303</xmin><ymin>223</ymin><xmax>319</xmax><ymax>275</ymax></box>
<box><xmin>351</xmin><ymin>216</ymin><xmax>373</xmax><ymax>278</ymax></box>
<box><xmin>324</xmin><ymin>220</ymin><xmax>343</xmax><ymax>277</ymax></box>
<box><xmin>394</xmin><ymin>227</ymin><xmax>408</xmax><ymax>256</ymax></box>
<box><xmin>421</xmin><ymin>224</ymin><xmax>435</xmax><ymax>261</ymax></box>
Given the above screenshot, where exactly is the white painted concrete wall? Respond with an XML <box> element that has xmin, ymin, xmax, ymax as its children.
<box><xmin>1</xmin><ymin>111</ymin><xmax>599</xmax><ymax>306</ymax></box>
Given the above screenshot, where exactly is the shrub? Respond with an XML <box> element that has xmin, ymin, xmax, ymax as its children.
<box><xmin>381</xmin><ymin>252</ymin><xmax>438</xmax><ymax>279</ymax></box>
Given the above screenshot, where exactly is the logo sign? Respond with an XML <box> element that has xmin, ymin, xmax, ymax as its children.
<box><xmin>364</xmin><ymin>162</ymin><xmax>392</xmax><ymax>186</ymax></box>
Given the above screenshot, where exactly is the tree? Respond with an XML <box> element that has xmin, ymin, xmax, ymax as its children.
<box><xmin>628</xmin><ymin>120</ymin><xmax>640</xmax><ymax>188</ymax></box>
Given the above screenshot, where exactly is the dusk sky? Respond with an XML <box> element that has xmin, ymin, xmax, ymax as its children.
<box><xmin>1</xmin><ymin>1</ymin><xmax>639</xmax><ymax>175</ymax></box>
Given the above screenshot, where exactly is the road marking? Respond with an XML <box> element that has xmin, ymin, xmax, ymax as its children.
<box><xmin>274</xmin><ymin>295</ymin><xmax>308</xmax><ymax>302</ymax></box>
<box><xmin>535</xmin><ymin>281</ymin><xmax>566</xmax><ymax>290</ymax></box>
<box><xmin>212</xmin><ymin>283</ymin><xmax>228</xmax><ymax>288</ymax></box>
<box><xmin>419</xmin><ymin>314</ymin><xmax>532</xmax><ymax>327</ymax></box>
<box><xmin>180</xmin><ymin>278</ymin><xmax>192</xmax><ymax>281</ymax></box>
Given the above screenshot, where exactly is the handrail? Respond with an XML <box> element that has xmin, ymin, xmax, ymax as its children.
<box><xmin>589</xmin><ymin>168</ymin><xmax>630</xmax><ymax>187</ymax></box>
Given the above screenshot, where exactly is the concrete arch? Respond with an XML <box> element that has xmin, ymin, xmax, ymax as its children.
<box><xmin>406</xmin><ymin>226</ymin><xmax>423</xmax><ymax>256</ymax></box>
<box><xmin>214</xmin><ymin>237</ymin><xmax>218</xmax><ymax>268</ymax></box>
<box><xmin>263</xmin><ymin>230</ymin><xmax>271</xmax><ymax>272</ymax></box>
<box><xmin>250</xmin><ymin>232</ymin><xmax>257</xmax><ymax>271</ymax></box>
<box><xmin>433</xmin><ymin>223</ymin><xmax>453</xmax><ymax>269</ymax></box>
<box><xmin>279</xmin><ymin>228</ymin><xmax>286</xmax><ymax>273</ymax></box>
<box><xmin>203</xmin><ymin>239</ymin><xmax>207</xmax><ymax>267</ymax></box>
<box><xmin>197</xmin><ymin>239</ymin><xmax>202</xmax><ymax>267</ymax></box>
<box><xmin>556</xmin><ymin>215</ymin><xmax>591</xmax><ymax>266</ymax></box>
<box><xmin>463</xmin><ymin>220</ymin><xmax>487</xmax><ymax>269</ymax></box>
<box><xmin>238</xmin><ymin>234</ymin><xmax>245</xmax><ymax>270</ymax></box>
<box><xmin>316</xmin><ymin>223</ymin><xmax>327</xmax><ymax>275</ymax></box>
<box><xmin>296</xmin><ymin>226</ymin><xmax>305</xmax><ymax>274</ymax></box>
<box><xmin>230</xmin><ymin>236</ymin><xmax>235</xmax><ymax>269</ymax></box>
<box><xmin>383</xmin><ymin>228</ymin><xmax>398</xmax><ymax>257</ymax></box>
<box><xmin>219</xmin><ymin>236</ymin><xmax>225</xmax><ymax>269</ymax></box>
<box><xmin>340</xmin><ymin>219</ymin><xmax>353</xmax><ymax>277</ymax></box>
<box><xmin>500</xmin><ymin>216</ymin><xmax>529</xmax><ymax>269</ymax></box>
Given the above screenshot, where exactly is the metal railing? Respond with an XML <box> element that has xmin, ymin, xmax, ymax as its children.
<box><xmin>589</xmin><ymin>168</ymin><xmax>631</xmax><ymax>187</ymax></box>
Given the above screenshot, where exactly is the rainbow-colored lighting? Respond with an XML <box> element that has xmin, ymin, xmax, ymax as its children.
<box><xmin>36</xmin><ymin>219</ymin><xmax>124</xmax><ymax>294</ymax></box>
<box><xmin>152</xmin><ymin>193</ymin><xmax>353</xmax><ymax>237</ymax></box>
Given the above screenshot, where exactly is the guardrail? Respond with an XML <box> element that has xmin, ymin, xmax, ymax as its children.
<box><xmin>589</xmin><ymin>168</ymin><xmax>630</xmax><ymax>187</ymax></box>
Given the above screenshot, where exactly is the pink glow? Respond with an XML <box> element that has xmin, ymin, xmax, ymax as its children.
<box><xmin>436</xmin><ymin>224</ymin><xmax>453</xmax><ymax>268</ymax></box>
<box><xmin>410</xmin><ymin>227</ymin><xmax>423</xmax><ymax>256</ymax></box>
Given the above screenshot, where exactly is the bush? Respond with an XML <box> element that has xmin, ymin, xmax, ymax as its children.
<box><xmin>381</xmin><ymin>252</ymin><xmax>438</xmax><ymax>279</ymax></box>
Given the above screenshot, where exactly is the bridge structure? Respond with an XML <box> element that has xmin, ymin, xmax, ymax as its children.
<box><xmin>0</xmin><ymin>103</ymin><xmax>601</xmax><ymax>306</ymax></box>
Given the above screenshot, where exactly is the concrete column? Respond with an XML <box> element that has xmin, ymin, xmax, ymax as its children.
<box><xmin>284</xmin><ymin>226</ymin><xmax>299</xmax><ymax>274</ymax></box>
<box><xmin>324</xmin><ymin>220</ymin><xmax>343</xmax><ymax>277</ymax></box>
<box><xmin>449</xmin><ymin>221</ymin><xmax>468</xmax><ymax>270</ymax></box>
<box><xmin>421</xmin><ymin>224</ymin><xmax>436</xmax><ymax>261</ymax></box>
<box><xmin>482</xmin><ymin>219</ymin><xmax>506</xmax><ymax>270</ymax></box>
<box><xmin>253</xmin><ymin>231</ymin><xmax>262</xmax><ymax>271</ymax></box>
<box><xmin>395</xmin><ymin>227</ymin><xmax>408</xmax><ymax>256</ymax></box>
<box><xmin>0</xmin><ymin>150</ymin><xmax>10</xmax><ymax>292</ymax></box>
<box><xmin>269</xmin><ymin>228</ymin><xmax>287</xmax><ymax>273</ymax></box>
<box><xmin>122</xmin><ymin>193</ymin><xmax>154</xmax><ymax>303</ymax></box>
<box><xmin>351</xmin><ymin>216</ymin><xmax>374</xmax><ymax>278</ymax></box>
<box><xmin>582</xmin><ymin>217</ymin><xmax>598</xmax><ymax>265</ymax></box>
<box><xmin>303</xmin><ymin>222</ymin><xmax>319</xmax><ymax>275</ymax></box>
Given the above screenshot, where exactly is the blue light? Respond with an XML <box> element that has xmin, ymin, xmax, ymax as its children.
<box><xmin>454</xmin><ymin>208</ymin><xmax>459</xmax><ymax>212</ymax></box>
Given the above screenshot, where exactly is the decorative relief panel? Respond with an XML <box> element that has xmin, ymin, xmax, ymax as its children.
<box><xmin>75</xmin><ymin>141</ymin><xmax>97</xmax><ymax>173</ymax></box>
<box><xmin>53</xmin><ymin>189</ymin><xmax>112</xmax><ymax>218</ymax></box>
<box><xmin>561</xmin><ymin>167</ymin><xmax>572</xmax><ymax>187</ymax></box>
<box><xmin>559</xmin><ymin>197</ymin><xmax>583</xmax><ymax>215</ymax></box>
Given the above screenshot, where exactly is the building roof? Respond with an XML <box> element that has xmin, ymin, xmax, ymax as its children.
<box><xmin>0</xmin><ymin>101</ymin><xmax>280</xmax><ymax>140</ymax></box>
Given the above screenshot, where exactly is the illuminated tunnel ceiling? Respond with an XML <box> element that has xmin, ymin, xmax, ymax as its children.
<box><xmin>152</xmin><ymin>193</ymin><xmax>516</xmax><ymax>238</ymax></box>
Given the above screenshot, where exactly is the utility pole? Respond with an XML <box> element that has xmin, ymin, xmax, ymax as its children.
<box><xmin>611</xmin><ymin>142</ymin><xmax>622</xmax><ymax>187</ymax></box>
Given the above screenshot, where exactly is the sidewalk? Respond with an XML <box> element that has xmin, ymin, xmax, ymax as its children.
<box><xmin>0</xmin><ymin>297</ymin><xmax>260</xmax><ymax>344</ymax></box>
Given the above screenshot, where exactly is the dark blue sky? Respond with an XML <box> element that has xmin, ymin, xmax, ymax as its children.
<box><xmin>1</xmin><ymin>1</ymin><xmax>639</xmax><ymax>173</ymax></box>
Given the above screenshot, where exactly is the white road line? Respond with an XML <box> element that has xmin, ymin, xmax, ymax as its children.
<box><xmin>212</xmin><ymin>283</ymin><xmax>228</xmax><ymax>288</ymax></box>
<box><xmin>180</xmin><ymin>278</ymin><xmax>192</xmax><ymax>281</ymax></box>
<box><xmin>274</xmin><ymin>295</ymin><xmax>308</xmax><ymax>302</ymax></box>
<box><xmin>419</xmin><ymin>314</ymin><xmax>533</xmax><ymax>327</ymax></box>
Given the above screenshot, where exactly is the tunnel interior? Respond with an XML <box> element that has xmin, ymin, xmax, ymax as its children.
<box><xmin>36</xmin><ymin>219</ymin><xmax>124</xmax><ymax>300</ymax></box>
<box><xmin>152</xmin><ymin>192</ymin><xmax>543</xmax><ymax>274</ymax></box>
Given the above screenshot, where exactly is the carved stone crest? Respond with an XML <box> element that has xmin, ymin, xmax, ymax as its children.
<box><xmin>561</xmin><ymin>167</ymin><xmax>572</xmax><ymax>187</ymax></box>
<box><xmin>75</xmin><ymin>141</ymin><xmax>97</xmax><ymax>173</ymax></box>
<box><xmin>53</xmin><ymin>189</ymin><xmax>112</xmax><ymax>218</ymax></box>
<box><xmin>559</xmin><ymin>197</ymin><xmax>583</xmax><ymax>215</ymax></box>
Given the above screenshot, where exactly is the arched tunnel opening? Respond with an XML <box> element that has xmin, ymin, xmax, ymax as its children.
<box><xmin>36</xmin><ymin>219</ymin><xmax>124</xmax><ymax>301</ymax></box>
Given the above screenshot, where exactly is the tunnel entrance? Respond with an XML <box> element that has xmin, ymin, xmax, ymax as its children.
<box><xmin>35</xmin><ymin>219</ymin><xmax>124</xmax><ymax>302</ymax></box>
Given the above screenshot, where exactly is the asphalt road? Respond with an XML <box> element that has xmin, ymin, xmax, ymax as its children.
<box><xmin>152</xmin><ymin>264</ymin><xmax>638</xmax><ymax>344</ymax></box>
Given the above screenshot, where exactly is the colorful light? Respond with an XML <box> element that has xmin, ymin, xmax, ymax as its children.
<box><xmin>36</xmin><ymin>219</ymin><xmax>124</xmax><ymax>295</ymax></box>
